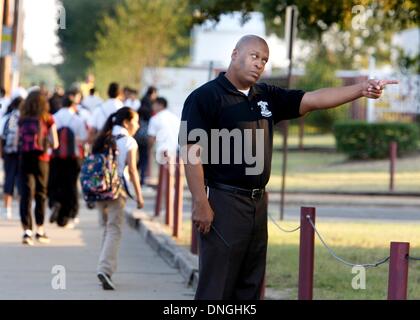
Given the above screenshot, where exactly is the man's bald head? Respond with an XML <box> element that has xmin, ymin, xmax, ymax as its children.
<box><xmin>225</xmin><ymin>35</ymin><xmax>269</xmax><ymax>89</ymax></box>
<box><xmin>234</xmin><ymin>35</ymin><xmax>269</xmax><ymax>52</ymax></box>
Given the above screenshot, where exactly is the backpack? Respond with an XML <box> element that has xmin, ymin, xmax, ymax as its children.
<box><xmin>18</xmin><ymin>117</ymin><xmax>48</xmax><ymax>154</ymax></box>
<box><xmin>80</xmin><ymin>135</ymin><xmax>124</xmax><ymax>202</ymax></box>
<box><xmin>2</xmin><ymin>110</ymin><xmax>20</xmax><ymax>154</ymax></box>
<box><xmin>52</xmin><ymin>116</ymin><xmax>78</xmax><ymax>159</ymax></box>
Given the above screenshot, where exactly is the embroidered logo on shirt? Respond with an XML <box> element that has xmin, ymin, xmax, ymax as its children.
<box><xmin>257</xmin><ymin>101</ymin><xmax>272</xmax><ymax>117</ymax></box>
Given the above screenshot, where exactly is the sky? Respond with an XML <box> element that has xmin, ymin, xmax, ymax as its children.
<box><xmin>23</xmin><ymin>0</ymin><xmax>62</xmax><ymax>64</ymax></box>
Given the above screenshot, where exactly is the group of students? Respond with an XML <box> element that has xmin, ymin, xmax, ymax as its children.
<box><xmin>0</xmin><ymin>81</ymin><xmax>181</xmax><ymax>290</ymax></box>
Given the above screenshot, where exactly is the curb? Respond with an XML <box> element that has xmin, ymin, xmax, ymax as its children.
<box><xmin>125</xmin><ymin>210</ymin><xmax>285</xmax><ymax>300</ymax></box>
<box><xmin>125</xmin><ymin>210</ymin><xmax>199</xmax><ymax>291</ymax></box>
<box><xmin>126</xmin><ymin>210</ymin><xmax>297</xmax><ymax>300</ymax></box>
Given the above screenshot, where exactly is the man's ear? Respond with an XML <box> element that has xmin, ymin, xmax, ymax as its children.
<box><xmin>231</xmin><ymin>48</ymin><xmax>238</xmax><ymax>60</ymax></box>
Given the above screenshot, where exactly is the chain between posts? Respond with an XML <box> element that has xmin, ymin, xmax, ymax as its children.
<box><xmin>268</xmin><ymin>214</ymin><xmax>301</xmax><ymax>233</ymax></box>
<box><xmin>306</xmin><ymin>216</ymin><xmax>390</xmax><ymax>269</ymax></box>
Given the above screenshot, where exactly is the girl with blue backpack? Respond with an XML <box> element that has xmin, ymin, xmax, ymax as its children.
<box><xmin>83</xmin><ymin>107</ymin><xmax>144</xmax><ymax>290</ymax></box>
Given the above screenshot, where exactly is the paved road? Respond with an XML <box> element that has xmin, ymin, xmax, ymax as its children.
<box><xmin>152</xmin><ymin>194</ymin><xmax>420</xmax><ymax>222</ymax></box>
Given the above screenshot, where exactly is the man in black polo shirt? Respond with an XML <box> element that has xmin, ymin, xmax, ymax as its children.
<box><xmin>180</xmin><ymin>35</ymin><xmax>397</xmax><ymax>300</ymax></box>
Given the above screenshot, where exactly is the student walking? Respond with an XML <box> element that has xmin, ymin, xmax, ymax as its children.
<box><xmin>0</xmin><ymin>96</ymin><xmax>23</xmax><ymax>219</ymax></box>
<box><xmin>81</xmin><ymin>87</ymin><xmax>103</xmax><ymax>113</ymax></box>
<box><xmin>89</xmin><ymin>107</ymin><xmax>144</xmax><ymax>290</ymax></box>
<box><xmin>48</xmin><ymin>88</ymin><xmax>87</xmax><ymax>227</ymax></box>
<box><xmin>18</xmin><ymin>90</ymin><xmax>59</xmax><ymax>245</ymax></box>
<box><xmin>89</xmin><ymin>82</ymin><xmax>123</xmax><ymax>142</ymax></box>
<box><xmin>134</xmin><ymin>105</ymin><xmax>152</xmax><ymax>186</ymax></box>
<box><xmin>148</xmin><ymin>97</ymin><xmax>180</xmax><ymax>165</ymax></box>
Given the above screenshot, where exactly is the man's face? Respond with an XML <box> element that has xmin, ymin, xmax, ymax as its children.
<box><xmin>150</xmin><ymin>91</ymin><xmax>158</xmax><ymax>101</ymax></box>
<box><xmin>152</xmin><ymin>101</ymin><xmax>163</xmax><ymax>114</ymax></box>
<box><xmin>232</xmin><ymin>40</ymin><xmax>269</xmax><ymax>86</ymax></box>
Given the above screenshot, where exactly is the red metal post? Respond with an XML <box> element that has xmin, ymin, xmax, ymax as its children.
<box><xmin>173</xmin><ymin>155</ymin><xmax>184</xmax><ymax>237</ymax></box>
<box><xmin>154</xmin><ymin>164</ymin><xmax>165</xmax><ymax>217</ymax></box>
<box><xmin>298</xmin><ymin>207</ymin><xmax>316</xmax><ymax>300</ymax></box>
<box><xmin>389</xmin><ymin>141</ymin><xmax>397</xmax><ymax>191</ymax></box>
<box><xmin>388</xmin><ymin>242</ymin><xmax>410</xmax><ymax>300</ymax></box>
<box><xmin>165</xmin><ymin>161</ymin><xmax>174</xmax><ymax>226</ymax></box>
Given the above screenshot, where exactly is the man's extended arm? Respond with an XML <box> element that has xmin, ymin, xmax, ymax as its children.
<box><xmin>299</xmin><ymin>79</ymin><xmax>398</xmax><ymax>115</ymax></box>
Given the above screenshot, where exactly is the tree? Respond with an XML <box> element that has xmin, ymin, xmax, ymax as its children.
<box><xmin>190</xmin><ymin>0</ymin><xmax>418</xmax><ymax>69</ymax></box>
<box><xmin>190</xmin><ymin>0</ymin><xmax>418</xmax><ymax>40</ymax></box>
<box><xmin>88</xmin><ymin>0</ymin><xmax>191</xmax><ymax>95</ymax></box>
<box><xmin>295</xmin><ymin>46</ymin><xmax>347</xmax><ymax>132</ymax></box>
<box><xmin>56</xmin><ymin>0</ymin><xmax>121</xmax><ymax>87</ymax></box>
<box><xmin>20</xmin><ymin>52</ymin><xmax>63</xmax><ymax>90</ymax></box>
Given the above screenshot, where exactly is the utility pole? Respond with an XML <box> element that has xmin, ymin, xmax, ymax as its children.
<box><xmin>0</xmin><ymin>0</ymin><xmax>15</xmax><ymax>95</ymax></box>
<box><xmin>11</xmin><ymin>0</ymin><xmax>23</xmax><ymax>90</ymax></box>
<box><xmin>280</xmin><ymin>5</ymin><xmax>298</xmax><ymax>220</ymax></box>
<box><xmin>0</xmin><ymin>1</ymin><xmax>4</xmax><ymax>56</ymax></box>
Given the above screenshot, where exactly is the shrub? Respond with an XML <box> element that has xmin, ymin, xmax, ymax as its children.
<box><xmin>333</xmin><ymin>121</ymin><xmax>419</xmax><ymax>159</ymax></box>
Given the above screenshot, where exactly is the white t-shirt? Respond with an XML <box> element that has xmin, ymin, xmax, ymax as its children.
<box><xmin>147</xmin><ymin>109</ymin><xmax>180</xmax><ymax>161</ymax></box>
<box><xmin>53</xmin><ymin>107</ymin><xmax>88</xmax><ymax>141</ymax></box>
<box><xmin>89</xmin><ymin>98</ymin><xmax>123</xmax><ymax>131</ymax></box>
<box><xmin>112</xmin><ymin>125</ymin><xmax>138</xmax><ymax>178</ymax></box>
<box><xmin>82</xmin><ymin>95</ymin><xmax>103</xmax><ymax>113</ymax></box>
<box><xmin>0</xmin><ymin>111</ymin><xmax>10</xmax><ymax>137</ymax></box>
<box><xmin>0</xmin><ymin>97</ymin><xmax>10</xmax><ymax>118</ymax></box>
<box><xmin>238</xmin><ymin>88</ymin><xmax>250</xmax><ymax>96</ymax></box>
<box><xmin>76</xmin><ymin>105</ymin><xmax>92</xmax><ymax>129</ymax></box>
<box><xmin>124</xmin><ymin>98</ymin><xmax>141</xmax><ymax>111</ymax></box>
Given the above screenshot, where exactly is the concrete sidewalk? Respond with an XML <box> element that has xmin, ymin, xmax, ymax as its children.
<box><xmin>0</xmin><ymin>201</ymin><xmax>194</xmax><ymax>300</ymax></box>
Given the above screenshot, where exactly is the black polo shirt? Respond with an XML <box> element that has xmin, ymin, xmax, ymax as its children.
<box><xmin>180</xmin><ymin>72</ymin><xmax>305</xmax><ymax>189</ymax></box>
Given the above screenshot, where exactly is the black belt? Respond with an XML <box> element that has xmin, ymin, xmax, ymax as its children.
<box><xmin>206</xmin><ymin>181</ymin><xmax>265</xmax><ymax>200</ymax></box>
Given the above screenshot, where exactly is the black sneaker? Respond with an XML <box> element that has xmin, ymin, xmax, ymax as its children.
<box><xmin>97</xmin><ymin>272</ymin><xmax>115</xmax><ymax>290</ymax></box>
<box><xmin>35</xmin><ymin>232</ymin><xmax>50</xmax><ymax>244</ymax></box>
<box><xmin>22</xmin><ymin>234</ymin><xmax>34</xmax><ymax>246</ymax></box>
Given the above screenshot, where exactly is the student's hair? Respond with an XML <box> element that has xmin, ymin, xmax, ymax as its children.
<box><xmin>20</xmin><ymin>90</ymin><xmax>50</xmax><ymax>121</ymax></box>
<box><xmin>130</xmin><ymin>88</ymin><xmax>138</xmax><ymax>96</ymax></box>
<box><xmin>92</xmin><ymin>107</ymin><xmax>137</xmax><ymax>154</ymax></box>
<box><xmin>0</xmin><ymin>87</ymin><xmax>5</xmax><ymax>97</ymax></box>
<box><xmin>62</xmin><ymin>87</ymin><xmax>81</xmax><ymax>107</ymax></box>
<box><xmin>145</xmin><ymin>86</ymin><xmax>157</xmax><ymax>97</ymax></box>
<box><xmin>89</xmin><ymin>88</ymin><xmax>96</xmax><ymax>95</ymax></box>
<box><xmin>138</xmin><ymin>105</ymin><xmax>152</xmax><ymax>121</ymax></box>
<box><xmin>107</xmin><ymin>82</ymin><xmax>120</xmax><ymax>99</ymax></box>
<box><xmin>155</xmin><ymin>97</ymin><xmax>168</xmax><ymax>109</ymax></box>
<box><xmin>5</xmin><ymin>96</ymin><xmax>23</xmax><ymax>115</ymax></box>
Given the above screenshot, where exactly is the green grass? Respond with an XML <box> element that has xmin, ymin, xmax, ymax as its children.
<box><xmin>274</xmin><ymin>133</ymin><xmax>336</xmax><ymax>149</ymax></box>
<box><xmin>269</xmin><ymin>147</ymin><xmax>420</xmax><ymax>192</ymax></box>
<box><xmin>174</xmin><ymin>220</ymin><xmax>420</xmax><ymax>299</ymax></box>
<box><xmin>267</xmin><ymin>220</ymin><xmax>420</xmax><ymax>300</ymax></box>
